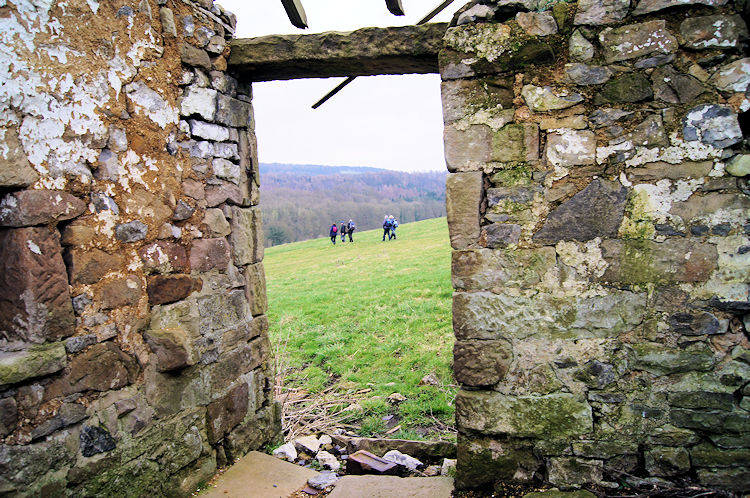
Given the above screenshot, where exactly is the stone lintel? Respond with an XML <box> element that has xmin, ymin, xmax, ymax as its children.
<box><xmin>228</xmin><ymin>23</ymin><xmax>448</xmax><ymax>82</ymax></box>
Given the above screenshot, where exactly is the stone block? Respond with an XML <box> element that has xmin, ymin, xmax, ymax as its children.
<box><xmin>633</xmin><ymin>0</ymin><xmax>729</xmax><ymax>15</ymax></box>
<box><xmin>697</xmin><ymin>467</ymin><xmax>750</xmax><ymax>493</ymax></box>
<box><xmin>455</xmin><ymin>390</ymin><xmax>592</xmax><ymax>438</ymax></box>
<box><xmin>243</xmin><ymin>262</ymin><xmax>268</xmax><ymax>316</ymax></box>
<box><xmin>572</xmin><ymin>440</ymin><xmax>638</xmax><ymax>459</ymax></box>
<box><xmin>680</xmin><ymin>15</ymin><xmax>748</xmax><ymax>50</ymax></box>
<box><xmin>206</xmin><ymin>382</ymin><xmax>249</xmax><ymax>444</ymax></box>
<box><xmin>115</xmin><ymin>221</ymin><xmax>147</xmax><ymax>243</ymax></box>
<box><xmin>521</xmin><ymin>85</ymin><xmax>583</xmax><ymax>112</ymax></box>
<box><xmin>147</xmin><ymin>274</ymin><xmax>201</xmax><ymax>306</ymax></box>
<box><xmin>598</xmin><ymin>73</ymin><xmax>654</xmax><ymax>103</ymax></box>
<box><xmin>440</xmin><ymin>77</ymin><xmax>514</xmax><ymax>124</ymax></box>
<box><xmin>100</xmin><ymin>276</ymin><xmax>142</xmax><ymax>309</ymax></box>
<box><xmin>138</xmin><ymin>241</ymin><xmax>188</xmax><ymax>274</ymax></box>
<box><xmin>691</xmin><ymin>443</ymin><xmax>750</xmax><ymax>468</ymax></box>
<box><xmin>197</xmin><ymin>290</ymin><xmax>250</xmax><ymax>336</ymax></box>
<box><xmin>484</xmin><ymin>223</ymin><xmax>521</xmax><ymax>248</ymax></box>
<box><xmin>190</xmin><ymin>237</ymin><xmax>231</xmax><ymax>272</ymax></box>
<box><xmin>726</xmin><ymin>154</ymin><xmax>750</xmax><ymax>177</ymax></box>
<box><xmin>229</xmin><ymin>206</ymin><xmax>263</xmax><ymax>266</ymax></box>
<box><xmin>0</xmin><ymin>227</ymin><xmax>75</xmax><ymax>345</ymax></box>
<box><xmin>143</xmin><ymin>365</ymin><xmax>209</xmax><ymax>418</ymax></box>
<box><xmin>574</xmin><ymin>0</ymin><xmax>629</xmax><ymax>25</ymax></box>
<box><xmin>180</xmin><ymin>86</ymin><xmax>218</xmax><ymax>121</ymax></box>
<box><xmin>212</xmin><ymin>158</ymin><xmax>241</xmax><ymax>185</ymax></box>
<box><xmin>0</xmin><ymin>126</ymin><xmax>39</xmax><ymax>187</ymax></box>
<box><xmin>210</xmin><ymin>337</ymin><xmax>267</xmax><ymax>394</ymax></box>
<box><xmin>669</xmin><ymin>311</ymin><xmax>722</xmax><ymax>336</ymax></box>
<box><xmin>599</xmin><ymin>21</ymin><xmax>677</xmax><ymax>63</ymax></box>
<box><xmin>544</xmin><ymin>130</ymin><xmax>595</xmax><ymax>168</ymax></box>
<box><xmin>455</xmin><ymin>435</ymin><xmax>539</xmax><ymax>488</ymax></box>
<box><xmin>0</xmin><ymin>396</ymin><xmax>18</xmax><ymax>437</ymax></box>
<box><xmin>645</xmin><ymin>446</ymin><xmax>690</xmax><ymax>477</ymax></box>
<box><xmin>626</xmin><ymin>161</ymin><xmax>713</xmax><ymax>181</ymax></box>
<box><xmin>599</xmin><ymin>239</ymin><xmax>718</xmax><ymax>285</ymax></box>
<box><xmin>631</xmin><ymin>343</ymin><xmax>715</xmax><ymax>375</ymax></box>
<box><xmin>534</xmin><ymin>179</ymin><xmax>626</xmax><ymax>243</ymax></box>
<box><xmin>547</xmin><ymin>457</ymin><xmax>602</xmax><ymax>487</ymax></box>
<box><xmin>565</xmin><ymin>63</ymin><xmax>612</xmax><ymax>85</ymax></box>
<box><xmin>671</xmin><ymin>192</ymin><xmax>750</xmax><ymax>223</ymax></box>
<box><xmin>80</xmin><ymin>424</ymin><xmax>117</xmax><ymax>457</ymax></box>
<box><xmin>453</xmin><ymin>340</ymin><xmax>512</xmax><ymax>386</ymax></box>
<box><xmin>451</xmin><ymin>247</ymin><xmax>556</xmax><ymax>291</ymax></box>
<box><xmin>709</xmin><ymin>58</ymin><xmax>750</xmax><ymax>93</ymax></box>
<box><xmin>0</xmin><ymin>190</ymin><xmax>85</xmax><ymax>227</ymax></box>
<box><xmin>0</xmin><ymin>342</ymin><xmax>67</xmax><ymax>388</ymax></box>
<box><xmin>491</xmin><ymin>123</ymin><xmax>539</xmax><ymax>163</ymax></box>
<box><xmin>516</xmin><ymin>12</ymin><xmax>557</xmax><ymax>36</ymax></box>
<box><xmin>652</xmin><ymin>65</ymin><xmax>706</xmax><ymax>104</ymax></box>
<box><xmin>453</xmin><ymin>290</ymin><xmax>645</xmax><ymax>340</ymax></box>
<box><xmin>205</xmin><ymin>180</ymin><xmax>243</xmax><ymax>207</ymax></box>
<box><xmin>180</xmin><ymin>43</ymin><xmax>211</xmax><ymax>70</ymax></box>
<box><xmin>683</xmin><ymin>104</ymin><xmax>743</xmax><ymax>148</ymax></box>
<box><xmin>446</xmin><ymin>172</ymin><xmax>482</xmax><ymax>250</ymax></box>
<box><xmin>143</xmin><ymin>327</ymin><xmax>196</xmax><ymax>372</ymax></box>
<box><xmin>443</xmin><ymin>125</ymin><xmax>490</xmax><ymax>172</ymax></box>
<box><xmin>669</xmin><ymin>391</ymin><xmax>734</xmax><ymax>411</ymax></box>
<box><xmin>216</xmin><ymin>94</ymin><xmax>252</xmax><ymax>128</ymax></box>
<box><xmin>202</xmin><ymin>208</ymin><xmax>231</xmax><ymax>238</ymax></box>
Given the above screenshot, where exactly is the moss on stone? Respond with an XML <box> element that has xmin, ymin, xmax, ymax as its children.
<box><xmin>490</xmin><ymin>165</ymin><xmax>533</xmax><ymax>187</ymax></box>
<box><xmin>0</xmin><ymin>342</ymin><xmax>67</xmax><ymax>388</ymax></box>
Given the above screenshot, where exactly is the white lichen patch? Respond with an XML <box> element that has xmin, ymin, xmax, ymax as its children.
<box><xmin>444</xmin><ymin>23</ymin><xmax>514</xmax><ymax>63</ymax></box>
<box><xmin>619</xmin><ymin>179</ymin><xmax>702</xmax><ymax>239</ymax></box>
<box><xmin>692</xmin><ymin>235</ymin><xmax>750</xmax><ymax>302</ymax></box>
<box><xmin>556</xmin><ymin>239</ymin><xmax>609</xmax><ymax>279</ymax></box>
<box><xmin>454</xmin><ymin>108</ymin><xmax>514</xmax><ymax>132</ymax></box>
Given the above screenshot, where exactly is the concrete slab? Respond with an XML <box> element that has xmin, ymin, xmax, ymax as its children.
<box><xmin>327</xmin><ymin>475</ymin><xmax>454</xmax><ymax>498</ymax></box>
<box><xmin>201</xmin><ymin>451</ymin><xmax>318</xmax><ymax>498</ymax></box>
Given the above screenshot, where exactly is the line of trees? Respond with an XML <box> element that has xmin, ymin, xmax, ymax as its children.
<box><xmin>259</xmin><ymin>164</ymin><xmax>447</xmax><ymax>246</ymax></box>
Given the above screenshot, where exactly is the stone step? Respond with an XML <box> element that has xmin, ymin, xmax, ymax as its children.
<box><xmin>200</xmin><ymin>450</ymin><xmax>455</xmax><ymax>498</ymax></box>
<box><xmin>327</xmin><ymin>475</ymin><xmax>454</xmax><ymax>498</ymax></box>
<box><xmin>200</xmin><ymin>451</ymin><xmax>318</xmax><ymax>498</ymax></box>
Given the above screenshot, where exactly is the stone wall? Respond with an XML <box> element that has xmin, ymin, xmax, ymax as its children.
<box><xmin>0</xmin><ymin>0</ymin><xmax>278</xmax><ymax>495</ymax></box>
<box><xmin>443</xmin><ymin>0</ymin><xmax>749</xmax><ymax>493</ymax></box>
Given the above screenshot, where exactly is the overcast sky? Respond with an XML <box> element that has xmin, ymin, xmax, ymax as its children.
<box><xmin>217</xmin><ymin>1</ymin><xmax>460</xmax><ymax>172</ymax></box>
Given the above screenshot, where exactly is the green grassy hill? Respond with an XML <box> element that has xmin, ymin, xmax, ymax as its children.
<box><xmin>264</xmin><ymin>217</ymin><xmax>456</xmax><ymax>440</ymax></box>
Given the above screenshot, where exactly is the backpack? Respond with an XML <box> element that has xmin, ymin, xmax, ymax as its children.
<box><xmin>348</xmin><ymin>221</ymin><xmax>355</xmax><ymax>230</ymax></box>
<box><xmin>332</xmin><ymin>225</ymin><xmax>337</xmax><ymax>233</ymax></box>
<box><xmin>392</xmin><ymin>220</ymin><xmax>398</xmax><ymax>229</ymax></box>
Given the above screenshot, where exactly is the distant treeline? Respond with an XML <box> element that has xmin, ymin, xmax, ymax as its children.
<box><xmin>259</xmin><ymin>163</ymin><xmax>447</xmax><ymax>246</ymax></box>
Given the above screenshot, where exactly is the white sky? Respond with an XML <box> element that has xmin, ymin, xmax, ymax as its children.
<box><xmin>217</xmin><ymin>0</ymin><xmax>461</xmax><ymax>172</ymax></box>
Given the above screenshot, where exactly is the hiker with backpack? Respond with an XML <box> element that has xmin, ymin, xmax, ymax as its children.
<box><xmin>347</xmin><ymin>219</ymin><xmax>356</xmax><ymax>242</ymax></box>
<box><xmin>329</xmin><ymin>223</ymin><xmax>338</xmax><ymax>245</ymax></box>
<box><xmin>340</xmin><ymin>221</ymin><xmax>347</xmax><ymax>243</ymax></box>
<box><xmin>382</xmin><ymin>215</ymin><xmax>392</xmax><ymax>241</ymax></box>
<box><xmin>389</xmin><ymin>216</ymin><xmax>399</xmax><ymax>240</ymax></box>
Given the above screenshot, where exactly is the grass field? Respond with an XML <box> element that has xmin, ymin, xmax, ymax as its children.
<box><xmin>263</xmin><ymin>217</ymin><xmax>456</xmax><ymax>440</ymax></box>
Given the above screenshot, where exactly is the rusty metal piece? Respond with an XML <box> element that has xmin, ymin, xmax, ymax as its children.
<box><xmin>311</xmin><ymin>0</ymin><xmax>457</xmax><ymax>109</ymax></box>
<box><xmin>386</xmin><ymin>0</ymin><xmax>405</xmax><ymax>16</ymax></box>
<box><xmin>280</xmin><ymin>0</ymin><xmax>308</xmax><ymax>29</ymax></box>
<box><xmin>346</xmin><ymin>450</ymin><xmax>399</xmax><ymax>475</ymax></box>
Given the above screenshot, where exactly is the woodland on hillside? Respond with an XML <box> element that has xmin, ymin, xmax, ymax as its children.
<box><xmin>259</xmin><ymin>164</ymin><xmax>447</xmax><ymax>246</ymax></box>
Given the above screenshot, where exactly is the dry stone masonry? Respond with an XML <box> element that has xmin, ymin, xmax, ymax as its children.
<box><xmin>0</xmin><ymin>0</ymin><xmax>277</xmax><ymax>495</ymax></box>
<box><xmin>444</xmin><ymin>0</ymin><xmax>750</xmax><ymax>493</ymax></box>
<box><xmin>2</xmin><ymin>0</ymin><xmax>750</xmax><ymax>495</ymax></box>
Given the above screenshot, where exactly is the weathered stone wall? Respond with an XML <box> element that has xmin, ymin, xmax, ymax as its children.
<box><xmin>443</xmin><ymin>0</ymin><xmax>749</xmax><ymax>493</ymax></box>
<box><xmin>0</xmin><ymin>0</ymin><xmax>278</xmax><ymax>495</ymax></box>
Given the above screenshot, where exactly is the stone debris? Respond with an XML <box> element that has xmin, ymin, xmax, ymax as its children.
<box><xmin>347</xmin><ymin>450</ymin><xmax>399</xmax><ymax>476</ymax></box>
<box><xmin>295</xmin><ymin>435</ymin><xmax>322</xmax><ymax>455</ymax></box>
<box><xmin>316</xmin><ymin>450</ymin><xmax>341</xmax><ymax>471</ymax></box>
<box><xmin>382</xmin><ymin>449</ymin><xmax>423</xmax><ymax>471</ymax></box>
<box><xmin>308</xmin><ymin>471</ymin><xmax>339</xmax><ymax>490</ymax></box>
<box><xmin>274</xmin><ymin>442</ymin><xmax>298</xmax><ymax>461</ymax></box>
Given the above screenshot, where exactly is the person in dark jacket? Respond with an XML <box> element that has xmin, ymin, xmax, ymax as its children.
<box><xmin>329</xmin><ymin>223</ymin><xmax>337</xmax><ymax>245</ymax></box>
<box><xmin>382</xmin><ymin>215</ymin><xmax>391</xmax><ymax>241</ymax></box>
<box><xmin>347</xmin><ymin>219</ymin><xmax>355</xmax><ymax>242</ymax></box>
<box><xmin>340</xmin><ymin>221</ymin><xmax>347</xmax><ymax>242</ymax></box>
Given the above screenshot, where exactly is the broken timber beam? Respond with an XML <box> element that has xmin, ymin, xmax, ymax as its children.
<box><xmin>228</xmin><ymin>23</ymin><xmax>448</xmax><ymax>82</ymax></box>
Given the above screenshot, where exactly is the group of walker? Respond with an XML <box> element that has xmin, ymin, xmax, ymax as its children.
<box><xmin>382</xmin><ymin>215</ymin><xmax>398</xmax><ymax>241</ymax></box>
<box><xmin>327</xmin><ymin>216</ymin><xmax>400</xmax><ymax>244</ymax></box>
<box><xmin>329</xmin><ymin>219</ymin><xmax>356</xmax><ymax>245</ymax></box>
